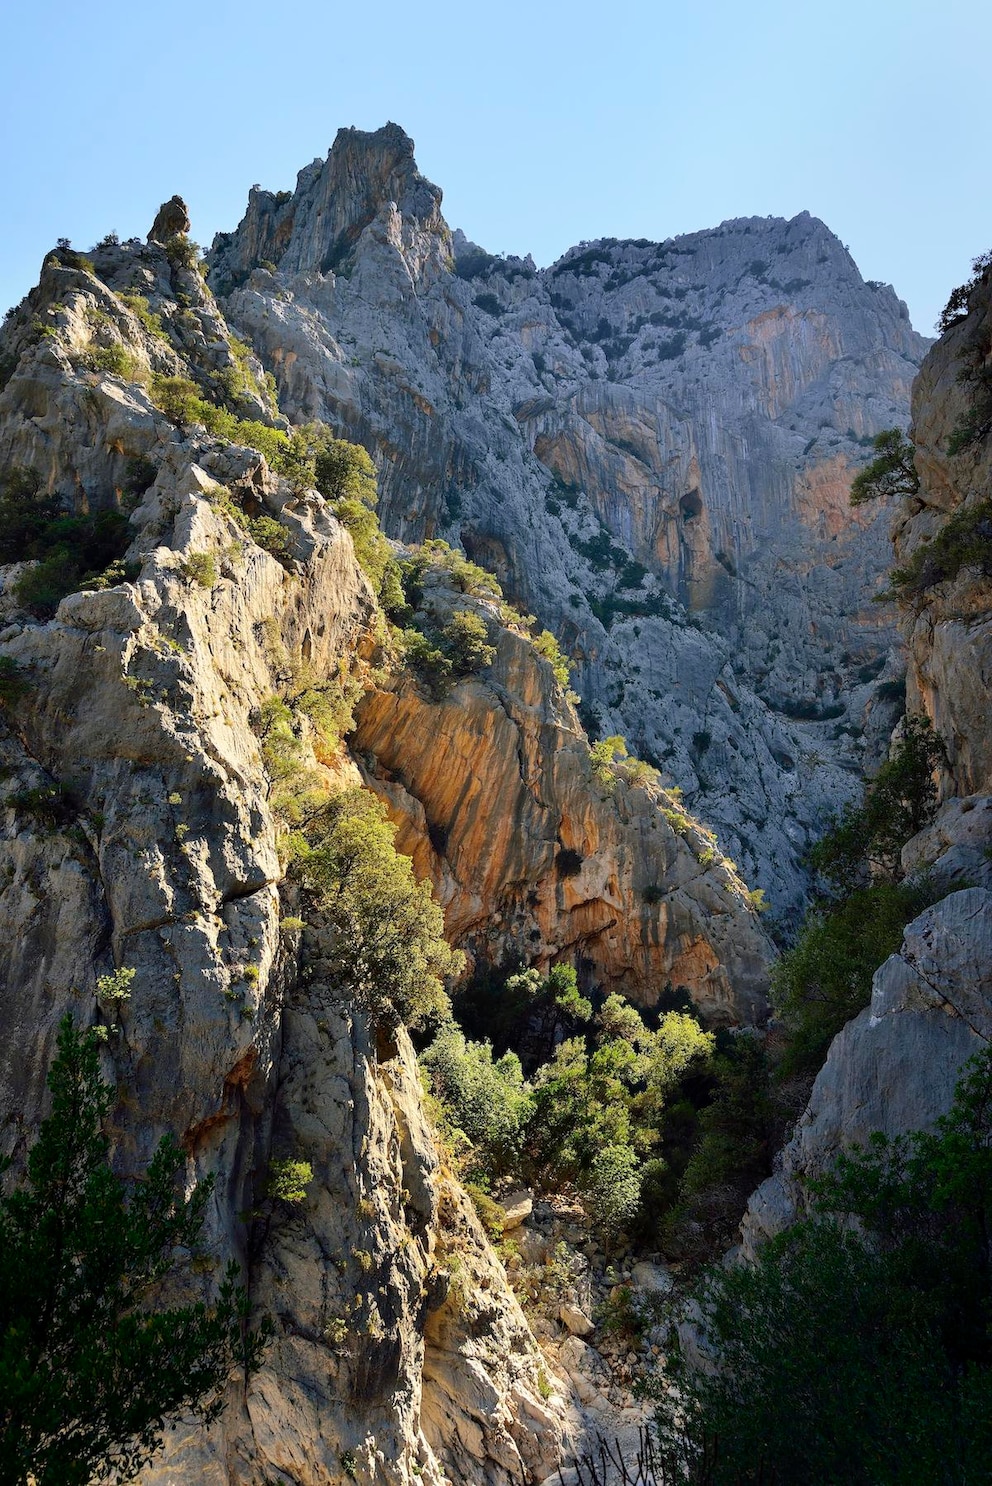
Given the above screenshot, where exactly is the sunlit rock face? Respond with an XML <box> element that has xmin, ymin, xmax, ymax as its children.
<box><xmin>211</xmin><ymin>123</ymin><xmax>929</xmax><ymax>914</ymax></box>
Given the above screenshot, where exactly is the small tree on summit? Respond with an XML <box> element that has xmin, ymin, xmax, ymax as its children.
<box><xmin>0</xmin><ymin>1016</ymin><xmax>268</xmax><ymax>1486</ymax></box>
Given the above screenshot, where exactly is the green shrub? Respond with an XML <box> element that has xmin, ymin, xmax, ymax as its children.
<box><xmin>96</xmin><ymin>967</ymin><xmax>135</xmax><ymax>1002</ymax></box>
<box><xmin>810</xmin><ymin>716</ymin><xmax>944</xmax><ymax>886</ymax></box>
<box><xmin>266</xmin><ymin>1159</ymin><xmax>312</xmax><ymax>1204</ymax></box>
<box><xmin>163</xmin><ymin>234</ymin><xmax>200</xmax><ymax>270</ymax></box>
<box><xmin>402</xmin><ymin>610</ymin><xmax>496</xmax><ymax>699</ymax></box>
<box><xmin>589</xmin><ymin>734</ymin><xmax>628</xmax><ymax>790</ymax></box>
<box><xmin>400</xmin><ymin>540</ymin><xmax>503</xmax><ymax>603</ymax></box>
<box><xmin>0</xmin><ymin>1015</ymin><xmax>268</xmax><ymax>1486</ymax></box>
<box><xmin>531</xmin><ymin>628</ymin><xmax>572</xmax><ymax>687</ymax></box>
<box><xmin>656</xmin><ymin>1046</ymin><xmax>992</xmax><ymax>1484</ymax></box>
<box><xmin>887</xmin><ymin>497</ymin><xmax>992</xmax><ymax>601</ymax></box>
<box><xmin>292</xmin><ymin>787</ymin><xmax>463</xmax><ymax>1028</ymax></box>
<box><xmin>420</xmin><ymin>1024</ymin><xmax>532</xmax><ymax>1181</ymax></box>
<box><xmin>87</xmin><ymin>344</ymin><xmax>146</xmax><ymax>382</ymax></box>
<box><xmin>771</xmin><ymin>880</ymin><xmax>933</xmax><ymax>1076</ymax></box>
<box><xmin>586</xmin><ymin>1144</ymin><xmax>641</xmax><ymax>1237</ymax></box>
<box><xmin>936</xmin><ymin>248</ymin><xmax>992</xmax><ymax>332</ymax></box>
<box><xmin>244</xmin><ymin>515</ymin><xmax>289</xmax><ymax>558</ymax></box>
<box><xmin>179</xmin><ymin>552</ymin><xmax>218</xmax><ymax>588</ymax></box>
<box><xmin>673</xmin><ymin>1034</ymin><xmax>774</xmax><ymax>1255</ymax></box>
<box><xmin>149</xmin><ymin>376</ymin><xmax>288</xmax><ymax>467</ymax></box>
<box><xmin>10</xmin><ymin>499</ymin><xmax>132</xmax><ymax>617</ymax></box>
<box><xmin>118</xmin><ymin>291</ymin><xmax>169</xmax><ymax>342</ymax></box>
<box><xmin>464</xmin><ymin>1183</ymin><xmax>505</xmax><ymax>1239</ymax></box>
<box><xmin>439</xmin><ymin>609</ymin><xmax>495</xmax><ymax>673</ymax></box>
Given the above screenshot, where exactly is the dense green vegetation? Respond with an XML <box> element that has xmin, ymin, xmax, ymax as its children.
<box><xmin>654</xmin><ymin>1046</ymin><xmax>992</xmax><ymax>1485</ymax></box>
<box><xmin>421</xmin><ymin>969</ymin><xmax>718</xmax><ymax>1241</ymax></box>
<box><xmin>772</xmin><ymin>716</ymin><xmax>944</xmax><ymax>1074</ymax></box>
<box><xmin>290</xmin><ymin>786</ymin><xmax>462</xmax><ymax>1029</ymax></box>
<box><xmin>400</xmin><ymin>609</ymin><xmax>496</xmax><ymax>698</ymax></box>
<box><xmin>0</xmin><ymin>1017</ymin><xmax>267</xmax><ymax>1485</ymax></box>
<box><xmin>0</xmin><ymin>468</ymin><xmax>132</xmax><ymax>618</ymax></box>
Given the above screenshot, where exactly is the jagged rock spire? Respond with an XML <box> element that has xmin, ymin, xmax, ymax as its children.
<box><xmin>148</xmin><ymin>195</ymin><xmax>190</xmax><ymax>243</ymax></box>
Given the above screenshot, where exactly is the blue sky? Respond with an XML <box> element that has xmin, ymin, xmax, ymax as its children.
<box><xmin>2</xmin><ymin>0</ymin><xmax>990</xmax><ymax>333</ymax></box>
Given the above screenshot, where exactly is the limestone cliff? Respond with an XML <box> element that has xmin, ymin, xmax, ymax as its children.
<box><xmin>210</xmin><ymin>123</ymin><xmax>929</xmax><ymax>914</ymax></box>
<box><xmin>0</xmin><ymin>229</ymin><xmax>569</xmax><ymax>1485</ymax></box>
<box><xmin>740</xmin><ymin>264</ymin><xmax>992</xmax><ymax>1256</ymax></box>
<box><xmin>0</xmin><ymin>211</ymin><xmax>773</xmax><ymax>1481</ymax></box>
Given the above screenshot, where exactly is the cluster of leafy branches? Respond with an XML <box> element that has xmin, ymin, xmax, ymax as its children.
<box><xmin>772</xmin><ymin>716</ymin><xmax>944</xmax><ymax>1074</ymax></box>
<box><xmin>652</xmin><ymin>1045</ymin><xmax>992</xmax><ymax>1485</ymax></box>
<box><xmin>395</xmin><ymin>539</ymin><xmax>579</xmax><ymax>700</ymax></box>
<box><xmin>589</xmin><ymin>734</ymin><xmax>660</xmax><ymax>793</ymax></box>
<box><xmin>421</xmin><ymin>972</ymin><xmax>715</xmax><ymax>1240</ymax></box>
<box><xmin>289</xmin><ymin>786</ymin><xmax>463</xmax><ymax>1029</ymax></box>
<box><xmin>0</xmin><ymin>468</ymin><xmax>132</xmax><ymax>618</ymax></box>
<box><xmin>0</xmin><ymin>1016</ymin><xmax>268</xmax><ymax>1485</ymax></box>
<box><xmin>888</xmin><ymin>496</ymin><xmax>992</xmax><ymax>602</ymax></box>
<box><xmin>849</xmin><ymin>428</ymin><xmax>920</xmax><ymax>506</ymax></box>
<box><xmin>400</xmin><ymin>608</ymin><xmax>496</xmax><ymax>699</ymax></box>
<box><xmin>936</xmin><ymin>248</ymin><xmax>992</xmax><ymax>333</ymax></box>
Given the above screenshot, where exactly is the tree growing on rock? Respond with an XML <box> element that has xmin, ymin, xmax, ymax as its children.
<box><xmin>0</xmin><ymin>1016</ymin><xmax>268</xmax><ymax>1486</ymax></box>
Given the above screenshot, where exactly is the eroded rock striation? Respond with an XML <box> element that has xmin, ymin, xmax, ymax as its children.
<box><xmin>210</xmin><ymin>123</ymin><xmax>929</xmax><ymax>913</ymax></box>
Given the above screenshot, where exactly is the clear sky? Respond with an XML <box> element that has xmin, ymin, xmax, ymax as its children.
<box><xmin>2</xmin><ymin>0</ymin><xmax>990</xmax><ymax>334</ymax></box>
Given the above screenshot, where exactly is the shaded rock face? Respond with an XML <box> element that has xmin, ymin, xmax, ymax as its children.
<box><xmin>740</xmin><ymin>885</ymin><xmax>992</xmax><ymax>1258</ymax></box>
<box><xmin>353</xmin><ymin>586</ymin><xmax>770</xmax><ymax>1025</ymax></box>
<box><xmin>740</xmin><ymin>281</ymin><xmax>992</xmax><ymax>1259</ymax></box>
<box><xmin>901</xmin><ymin>269</ymin><xmax>992</xmax><ymax>799</ymax></box>
<box><xmin>210</xmin><ymin>123</ymin><xmax>929</xmax><ymax>914</ymax></box>
<box><xmin>0</xmin><ymin>245</ymin><xmax>570</xmax><ymax>1484</ymax></box>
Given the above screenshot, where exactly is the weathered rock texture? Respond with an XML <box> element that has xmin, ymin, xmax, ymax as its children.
<box><xmin>353</xmin><ymin>576</ymin><xmax>769</xmax><ymax>1025</ymax></box>
<box><xmin>210</xmin><ymin>123</ymin><xmax>930</xmax><ymax>913</ymax></box>
<box><xmin>899</xmin><ymin>265</ymin><xmax>992</xmax><ymax>799</ymax></box>
<box><xmin>0</xmin><ymin>234</ymin><xmax>574</xmax><ymax>1484</ymax></box>
<box><xmin>740</xmin><ymin>268</ymin><xmax>992</xmax><ymax>1256</ymax></box>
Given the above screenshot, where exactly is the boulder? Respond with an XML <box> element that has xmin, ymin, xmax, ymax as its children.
<box><xmin>500</xmin><ymin>1189</ymin><xmax>534</xmax><ymax>1230</ymax></box>
<box><xmin>559</xmin><ymin>1304</ymin><xmax>595</xmax><ymax>1338</ymax></box>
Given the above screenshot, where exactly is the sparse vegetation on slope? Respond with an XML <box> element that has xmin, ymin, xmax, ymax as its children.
<box><xmin>772</xmin><ymin>717</ymin><xmax>944</xmax><ymax>1074</ymax></box>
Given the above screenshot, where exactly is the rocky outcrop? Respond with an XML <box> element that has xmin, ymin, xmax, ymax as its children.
<box><xmin>740</xmin><ymin>883</ymin><xmax>992</xmax><ymax>1257</ymax></box>
<box><xmin>149</xmin><ymin>195</ymin><xmax>191</xmax><ymax>243</ymax></box>
<box><xmin>899</xmin><ymin>265</ymin><xmax>992</xmax><ymax>799</ymax></box>
<box><xmin>210</xmin><ymin>124</ymin><xmax>929</xmax><ymax>914</ymax></box>
<box><xmin>0</xmin><ymin>231</ymin><xmax>570</xmax><ymax>1484</ymax></box>
<box><xmin>740</xmin><ymin>267</ymin><xmax>992</xmax><ymax>1258</ymax></box>
<box><xmin>353</xmin><ymin>577</ymin><xmax>770</xmax><ymax>1024</ymax></box>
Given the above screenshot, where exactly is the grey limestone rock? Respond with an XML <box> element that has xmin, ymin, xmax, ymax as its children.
<box><xmin>209</xmin><ymin>124</ymin><xmax>930</xmax><ymax>915</ymax></box>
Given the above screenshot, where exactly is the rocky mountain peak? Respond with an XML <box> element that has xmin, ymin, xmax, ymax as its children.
<box><xmin>210</xmin><ymin>126</ymin><xmax>931</xmax><ymax>912</ymax></box>
<box><xmin>211</xmin><ymin>121</ymin><xmax>448</xmax><ymax>293</ymax></box>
